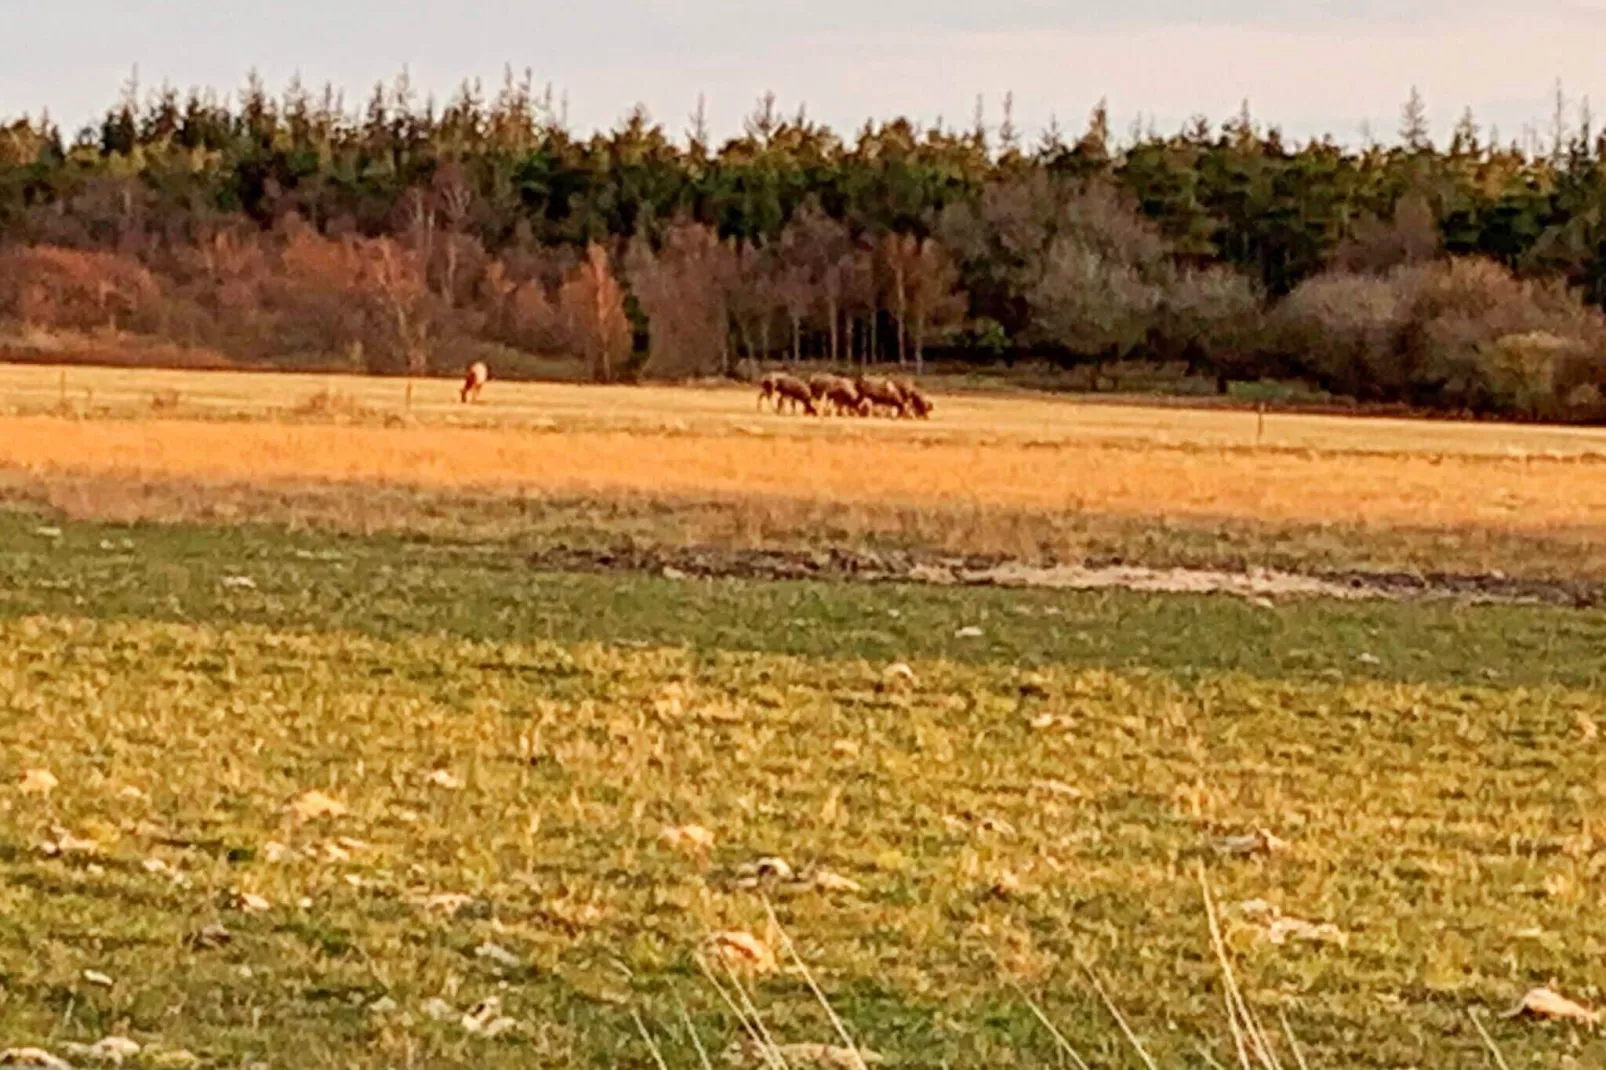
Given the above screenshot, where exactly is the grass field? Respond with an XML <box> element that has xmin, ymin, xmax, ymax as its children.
<box><xmin>4</xmin><ymin>363</ymin><xmax>1606</xmax><ymax>1067</ymax></box>
<box><xmin>3</xmin><ymin>513</ymin><xmax>1606</xmax><ymax>1067</ymax></box>
<box><xmin>6</xmin><ymin>363</ymin><xmax>1606</xmax><ymax>582</ymax></box>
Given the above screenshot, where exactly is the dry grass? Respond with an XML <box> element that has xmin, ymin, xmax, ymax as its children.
<box><xmin>7</xmin><ymin>363</ymin><xmax>1606</xmax><ymax>581</ymax></box>
<box><xmin>3</xmin><ymin>415</ymin><xmax>1605</xmax><ymax>533</ymax></box>
<box><xmin>9</xmin><ymin>361</ymin><xmax>1606</xmax><ymax>456</ymax></box>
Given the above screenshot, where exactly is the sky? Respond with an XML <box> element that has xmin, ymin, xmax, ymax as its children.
<box><xmin>4</xmin><ymin>1</ymin><xmax>1606</xmax><ymax>150</ymax></box>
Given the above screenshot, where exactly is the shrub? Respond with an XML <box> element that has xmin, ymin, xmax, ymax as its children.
<box><xmin>1276</xmin><ymin>257</ymin><xmax>1606</xmax><ymax>416</ymax></box>
<box><xmin>0</xmin><ymin>245</ymin><xmax>164</xmax><ymax>333</ymax></box>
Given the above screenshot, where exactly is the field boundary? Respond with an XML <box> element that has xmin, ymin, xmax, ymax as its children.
<box><xmin>525</xmin><ymin>543</ymin><xmax>1606</xmax><ymax>608</ymax></box>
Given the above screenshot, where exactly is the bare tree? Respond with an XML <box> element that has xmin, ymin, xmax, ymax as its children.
<box><xmin>779</xmin><ymin>200</ymin><xmax>851</xmax><ymax>363</ymax></box>
<box><xmin>627</xmin><ymin>221</ymin><xmax>736</xmax><ymax>379</ymax></box>
<box><xmin>906</xmin><ymin>238</ymin><xmax>966</xmax><ymax>373</ymax></box>
<box><xmin>558</xmin><ymin>243</ymin><xmax>631</xmax><ymax>382</ymax></box>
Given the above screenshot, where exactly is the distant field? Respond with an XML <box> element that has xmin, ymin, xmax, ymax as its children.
<box><xmin>2</xmin><ymin>513</ymin><xmax>1605</xmax><ymax>1068</ymax></box>
<box><xmin>4</xmin><ymin>363</ymin><xmax>1606</xmax><ymax>581</ymax></box>
<box><xmin>10</xmin><ymin>361</ymin><xmax>1606</xmax><ymax>455</ymax></box>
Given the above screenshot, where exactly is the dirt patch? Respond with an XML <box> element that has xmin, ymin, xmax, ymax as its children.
<box><xmin>527</xmin><ymin>544</ymin><xmax>1606</xmax><ymax>607</ymax></box>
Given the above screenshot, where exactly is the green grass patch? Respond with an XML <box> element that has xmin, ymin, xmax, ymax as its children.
<box><xmin>0</xmin><ymin>512</ymin><xmax>1604</xmax><ymax>1067</ymax></box>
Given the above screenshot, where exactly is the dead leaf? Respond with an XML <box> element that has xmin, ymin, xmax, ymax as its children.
<box><xmin>709</xmin><ymin>930</ymin><xmax>776</xmax><ymax>974</ymax></box>
<box><xmin>954</xmin><ymin>626</ymin><xmax>985</xmax><ymax>639</ymax></box>
<box><xmin>1577</xmin><ymin>711</ymin><xmax>1599</xmax><ymax>742</ymax></box>
<box><xmin>0</xmin><ymin>1050</ymin><xmax>71</xmax><ymax>1070</ymax></box>
<box><xmin>1031</xmin><ymin>779</ymin><xmax>1082</xmax><ymax>799</ymax></box>
<box><xmin>990</xmin><ymin>870</ymin><xmax>1023</xmax><ymax>897</ymax></box>
<box><xmin>811</xmin><ymin>870</ymin><xmax>863</xmax><ymax>894</ymax></box>
<box><xmin>82</xmin><ymin>969</ymin><xmax>114</xmax><ymax>988</ymax></box>
<box><xmin>1216</xmin><ymin>828</ymin><xmax>1289</xmax><ymax>858</ymax></box>
<box><xmin>774</xmin><ymin>1044</ymin><xmax>884</xmax><ymax>1068</ymax></box>
<box><xmin>462</xmin><ymin>995</ymin><xmax>520</xmax><ymax>1036</ymax></box>
<box><xmin>1509</xmin><ymin>987</ymin><xmax>1599</xmax><ymax>1025</ymax></box>
<box><xmin>39</xmin><ymin>828</ymin><xmax>99</xmax><ymax>857</ymax></box>
<box><xmin>475</xmin><ymin>941</ymin><xmax>524</xmax><ymax>969</ymax></box>
<box><xmin>220</xmin><ymin>574</ymin><xmax>257</xmax><ymax>590</ymax></box>
<box><xmin>422</xmin><ymin>997</ymin><xmax>457</xmax><ymax>1022</ymax></box>
<box><xmin>831</xmin><ymin>739</ymin><xmax>861</xmax><ymax>759</ymax></box>
<box><xmin>62</xmin><ymin>1037</ymin><xmax>140</xmax><ymax>1066</ymax></box>
<box><xmin>427</xmin><ymin>769</ymin><xmax>464</xmax><ymax>790</ymax></box>
<box><xmin>977</xmin><ymin>815</ymin><xmax>1018</xmax><ymax>838</ymax></box>
<box><xmin>421</xmin><ymin>892</ymin><xmax>476</xmax><ymax>917</ymax></box>
<box><xmin>288</xmin><ymin>790</ymin><xmax>346</xmax><ymax>822</ymax></box>
<box><xmin>229</xmin><ymin>890</ymin><xmax>271</xmax><ymax>914</ymax></box>
<box><xmin>186</xmin><ymin>922</ymin><xmax>232</xmax><ymax>950</ymax></box>
<box><xmin>741</xmin><ymin>857</ymin><xmax>796</xmax><ymax>882</ymax></box>
<box><xmin>19</xmin><ymin>769</ymin><xmax>58</xmax><ymax>796</ymax></box>
<box><xmin>659</xmin><ymin>824</ymin><xmax>716</xmax><ymax>852</ymax></box>
<box><xmin>1264</xmin><ymin>916</ymin><xmax>1346</xmax><ymax>947</ymax></box>
<box><xmin>881</xmin><ymin>663</ymin><xmax>917</xmax><ymax>689</ymax></box>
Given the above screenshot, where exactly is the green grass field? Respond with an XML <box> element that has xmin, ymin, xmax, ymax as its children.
<box><xmin>3</xmin><ymin>510</ymin><xmax>1606</xmax><ymax>1067</ymax></box>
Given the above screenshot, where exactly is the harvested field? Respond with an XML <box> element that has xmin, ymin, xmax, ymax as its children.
<box><xmin>9</xmin><ymin>361</ymin><xmax>1606</xmax><ymax>456</ymax></box>
<box><xmin>3</xmin><ymin>396</ymin><xmax>1606</xmax><ymax>581</ymax></box>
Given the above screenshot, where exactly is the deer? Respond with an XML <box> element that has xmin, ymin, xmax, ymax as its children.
<box><xmin>758</xmin><ymin>372</ymin><xmax>819</xmax><ymax>415</ymax></box>
<box><xmin>460</xmin><ymin>361</ymin><xmax>490</xmax><ymax>403</ymax></box>
<box><xmin>853</xmin><ymin>375</ymin><xmax>909</xmax><ymax>418</ymax></box>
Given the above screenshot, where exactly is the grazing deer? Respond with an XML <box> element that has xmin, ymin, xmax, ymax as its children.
<box><xmin>823</xmin><ymin>380</ymin><xmax>868</xmax><ymax>416</ymax></box>
<box><xmin>758</xmin><ymin>373</ymin><xmax>819</xmax><ymax>415</ymax></box>
<box><xmin>891</xmin><ymin>377</ymin><xmax>933</xmax><ymax>419</ymax></box>
<box><xmin>809</xmin><ymin>374</ymin><xmax>862</xmax><ymax>416</ymax></box>
<box><xmin>853</xmin><ymin>375</ymin><xmax>908</xmax><ymax>418</ymax></box>
<box><xmin>460</xmin><ymin>361</ymin><xmax>490</xmax><ymax>403</ymax></box>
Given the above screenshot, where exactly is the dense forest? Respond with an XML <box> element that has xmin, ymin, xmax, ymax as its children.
<box><xmin>4</xmin><ymin>73</ymin><xmax>1606</xmax><ymax>417</ymax></box>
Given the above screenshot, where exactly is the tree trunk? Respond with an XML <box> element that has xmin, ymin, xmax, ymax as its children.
<box><xmin>891</xmin><ymin>263</ymin><xmax>907</xmax><ymax>366</ymax></box>
<box><xmin>914</xmin><ymin>316</ymin><xmax>925</xmax><ymax>375</ymax></box>
<box><xmin>790</xmin><ymin>312</ymin><xmax>802</xmax><ymax>363</ymax></box>
<box><xmin>869</xmin><ymin>310</ymin><xmax>878</xmax><ymax>367</ymax></box>
<box><xmin>826</xmin><ymin>295</ymin><xmax>839</xmax><ymax>366</ymax></box>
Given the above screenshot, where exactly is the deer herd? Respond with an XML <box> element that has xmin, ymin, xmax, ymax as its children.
<box><xmin>757</xmin><ymin>372</ymin><xmax>934</xmax><ymax>420</ymax></box>
<box><xmin>458</xmin><ymin>361</ymin><xmax>934</xmax><ymax>420</ymax></box>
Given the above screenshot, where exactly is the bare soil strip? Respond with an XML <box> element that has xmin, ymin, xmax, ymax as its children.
<box><xmin>527</xmin><ymin>544</ymin><xmax>1606</xmax><ymax>607</ymax></box>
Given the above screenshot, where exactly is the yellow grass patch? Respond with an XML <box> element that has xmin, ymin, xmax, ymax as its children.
<box><xmin>2</xmin><ymin>414</ymin><xmax>1603</xmax><ymax>536</ymax></box>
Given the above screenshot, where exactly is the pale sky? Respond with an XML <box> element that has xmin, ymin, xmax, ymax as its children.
<box><xmin>4</xmin><ymin>1</ymin><xmax>1606</xmax><ymax>150</ymax></box>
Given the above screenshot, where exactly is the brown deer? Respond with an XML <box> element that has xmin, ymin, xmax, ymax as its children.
<box><xmin>853</xmin><ymin>375</ymin><xmax>908</xmax><ymax>418</ymax></box>
<box><xmin>460</xmin><ymin>361</ymin><xmax>490</xmax><ymax>403</ymax></box>
<box><xmin>758</xmin><ymin>373</ymin><xmax>818</xmax><ymax>415</ymax></box>
<box><xmin>810</xmin><ymin>374</ymin><xmax>862</xmax><ymax>416</ymax></box>
<box><xmin>891</xmin><ymin>377</ymin><xmax>933</xmax><ymax>419</ymax></box>
<box><xmin>823</xmin><ymin>380</ymin><xmax>869</xmax><ymax>416</ymax></box>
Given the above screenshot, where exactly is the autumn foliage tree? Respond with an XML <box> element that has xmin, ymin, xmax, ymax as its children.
<box><xmin>3</xmin><ymin>74</ymin><xmax>1606</xmax><ymax>415</ymax></box>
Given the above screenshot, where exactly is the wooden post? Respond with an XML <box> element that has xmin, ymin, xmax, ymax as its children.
<box><xmin>58</xmin><ymin>368</ymin><xmax>67</xmax><ymax>408</ymax></box>
<box><xmin>404</xmin><ymin>380</ymin><xmax>414</xmax><ymax>413</ymax></box>
<box><xmin>1256</xmin><ymin>402</ymin><xmax>1266</xmax><ymax>445</ymax></box>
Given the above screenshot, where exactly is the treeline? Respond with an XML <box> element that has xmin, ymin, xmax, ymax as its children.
<box><xmin>5</xmin><ymin>73</ymin><xmax>1606</xmax><ymax>417</ymax></box>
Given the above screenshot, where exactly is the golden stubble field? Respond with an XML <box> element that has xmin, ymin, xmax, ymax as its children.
<box><xmin>4</xmin><ymin>363</ymin><xmax>1606</xmax><ymax>578</ymax></box>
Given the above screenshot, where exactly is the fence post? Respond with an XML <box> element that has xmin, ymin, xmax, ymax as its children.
<box><xmin>58</xmin><ymin>368</ymin><xmax>67</xmax><ymax>408</ymax></box>
<box><xmin>405</xmin><ymin>380</ymin><xmax>414</xmax><ymax>413</ymax></box>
